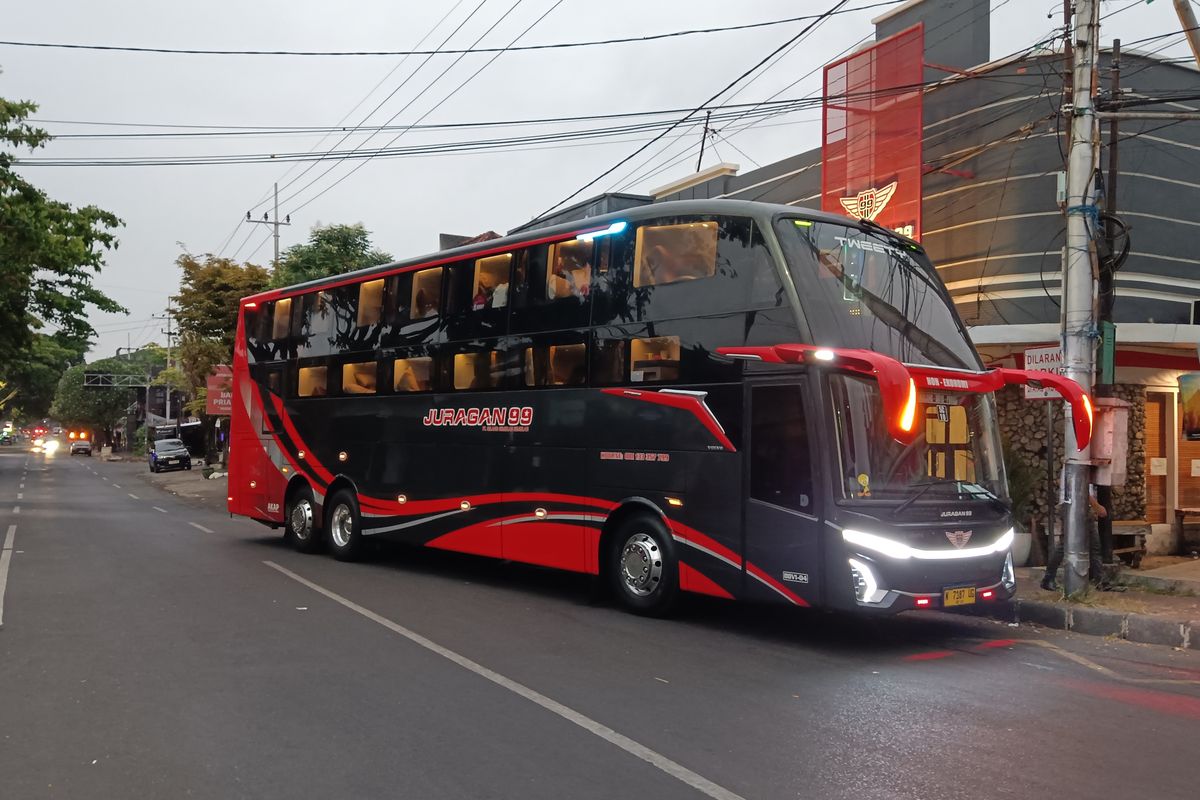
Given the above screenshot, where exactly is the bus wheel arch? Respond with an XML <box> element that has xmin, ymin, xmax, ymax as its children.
<box><xmin>323</xmin><ymin>475</ymin><xmax>366</xmax><ymax>562</ymax></box>
<box><xmin>284</xmin><ymin>476</ymin><xmax>321</xmax><ymax>553</ymax></box>
<box><xmin>600</xmin><ymin>499</ymin><xmax>680</xmax><ymax>616</ymax></box>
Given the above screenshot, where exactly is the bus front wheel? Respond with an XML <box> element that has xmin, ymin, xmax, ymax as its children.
<box><xmin>285</xmin><ymin>486</ymin><xmax>321</xmax><ymax>554</ymax></box>
<box><xmin>606</xmin><ymin>515</ymin><xmax>679</xmax><ymax>616</ymax></box>
<box><xmin>326</xmin><ymin>489</ymin><xmax>365</xmax><ymax>562</ymax></box>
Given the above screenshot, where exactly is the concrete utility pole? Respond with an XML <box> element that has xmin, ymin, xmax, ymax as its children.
<box><xmin>162</xmin><ymin>299</ymin><xmax>174</xmax><ymax>430</ymax></box>
<box><xmin>247</xmin><ymin>183</ymin><xmax>292</xmax><ymax>267</ymax></box>
<box><xmin>1174</xmin><ymin>0</ymin><xmax>1200</xmax><ymax>70</ymax></box>
<box><xmin>1061</xmin><ymin>0</ymin><xmax>1102</xmax><ymax>597</ymax></box>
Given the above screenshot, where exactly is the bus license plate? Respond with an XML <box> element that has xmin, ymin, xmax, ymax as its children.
<box><xmin>943</xmin><ymin>586</ymin><xmax>976</xmax><ymax>607</ymax></box>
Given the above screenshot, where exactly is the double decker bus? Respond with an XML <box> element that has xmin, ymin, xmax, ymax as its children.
<box><xmin>229</xmin><ymin>199</ymin><xmax>1090</xmax><ymax>615</ymax></box>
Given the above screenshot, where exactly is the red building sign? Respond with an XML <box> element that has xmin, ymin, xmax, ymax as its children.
<box><xmin>205</xmin><ymin>365</ymin><xmax>233</xmax><ymax>416</ymax></box>
<box><xmin>822</xmin><ymin>24</ymin><xmax>924</xmax><ymax>240</ymax></box>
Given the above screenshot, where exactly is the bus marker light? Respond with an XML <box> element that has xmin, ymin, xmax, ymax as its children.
<box><xmin>338</xmin><ymin>451</ymin><xmax>348</xmax><ymax>462</ymax></box>
<box><xmin>460</xmin><ymin>500</ymin><xmax>471</xmax><ymax>511</ymax></box>
<box><xmin>534</xmin><ymin>507</ymin><xmax>547</xmax><ymax>518</ymax></box>
<box><xmin>666</xmin><ymin>497</ymin><xmax>683</xmax><ymax>507</ymax></box>
<box><xmin>980</xmin><ymin>589</ymin><xmax>995</xmax><ymax>600</ymax></box>
<box><xmin>297</xmin><ymin>450</ymin><xmax>306</xmax><ymax>459</ymax></box>
<box><xmin>227</xmin><ymin>496</ymin><xmax>234</xmax><ymax>502</ymax></box>
<box><xmin>249</xmin><ymin>481</ymin><xmax>257</xmax><ymax>489</ymax></box>
<box><xmin>397</xmin><ymin>494</ymin><xmax>407</xmax><ymax>504</ymax></box>
<box><xmin>813</xmin><ymin>349</ymin><xmax>835</xmax><ymax>361</ymax></box>
<box><xmin>245</xmin><ymin>302</ymin><xmax>258</xmax><ymax>309</ymax></box>
<box><xmin>915</xmin><ymin>596</ymin><xmax>932</xmax><ymax>608</ymax></box>
<box><xmin>577</xmin><ymin>220</ymin><xmax>627</xmax><ymax>241</ymax></box>
<box><xmin>281</xmin><ymin>466</ymin><xmax>289</xmax><ymax>474</ymax></box>
<box><xmin>898</xmin><ymin>378</ymin><xmax>917</xmax><ymax>432</ymax></box>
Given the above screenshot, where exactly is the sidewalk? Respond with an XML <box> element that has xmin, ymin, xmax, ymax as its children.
<box><xmin>975</xmin><ymin>566</ymin><xmax>1200</xmax><ymax>649</ymax></box>
<box><xmin>98</xmin><ymin>454</ymin><xmax>229</xmax><ymax>512</ymax></box>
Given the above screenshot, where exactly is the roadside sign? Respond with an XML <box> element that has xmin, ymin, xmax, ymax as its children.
<box><xmin>1024</xmin><ymin>345</ymin><xmax>1063</xmax><ymax>399</ymax></box>
<box><xmin>205</xmin><ymin>365</ymin><xmax>233</xmax><ymax>416</ymax></box>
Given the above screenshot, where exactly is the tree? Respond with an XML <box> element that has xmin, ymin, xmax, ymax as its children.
<box><xmin>50</xmin><ymin>357</ymin><xmax>143</xmax><ymax>445</ymax></box>
<box><xmin>0</xmin><ymin>333</ymin><xmax>88</xmax><ymax>420</ymax></box>
<box><xmin>0</xmin><ymin>95</ymin><xmax>126</xmax><ymax>360</ymax></box>
<box><xmin>268</xmin><ymin>223</ymin><xmax>392</xmax><ymax>288</ymax></box>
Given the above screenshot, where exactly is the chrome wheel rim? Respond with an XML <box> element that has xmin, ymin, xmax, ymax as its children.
<box><xmin>619</xmin><ymin>532</ymin><xmax>662</xmax><ymax>597</ymax></box>
<box><xmin>330</xmin><ymin>504</ymin><xmax>354</xmax><ymax>548</ymax></box>
<box><xmin>290</xmin><ymin>500</ymin><xmax>313</xmax><ymax>541</ymax></box>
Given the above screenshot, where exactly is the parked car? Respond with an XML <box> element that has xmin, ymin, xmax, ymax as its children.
<box><xmin>70</xmin><ymin>438</ymin><xmax>93</xmax><ymax>456</ymax></box>
<box><xmin>149</xmin><ymin>438</ymin><xmax>192</xmax><ymax>473</ymax></box>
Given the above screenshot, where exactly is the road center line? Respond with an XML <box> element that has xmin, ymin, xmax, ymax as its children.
<box><xmin>189</xmin><ymin>522</ymin><xmax>214</xmax><ymax>533</ymax></box>
<box><xmin>128</xmin><ymin>493</ymin><xmax>140</xmax><ymax>500</ymax></box>
<box><xmin>263</xmin><ymin>560</ymin><xmax>745</xmax><ymax>800</ymax></box>
<box><xmin>112</xmin><ymin>484</ymin><xmax>121</xmax><ymax>489</ymax></box>
<box><xmin>153</xmin><ymin>506</ymin><xmax>168</xmax><ymax>514</ymax></box>
<box><xmin>16</xmin><ymin>493</ymin><xmax>22</xmax><ymax>500</ymax></box>
<box><xmin>0</xmin><ymin>524</ymin><xmax>16</xmax><ymax>628</ymax></box>
<box><xmin>12</xmin><ymin>507</ymin><xmax>18</xmax><ymax>515</ymax></box>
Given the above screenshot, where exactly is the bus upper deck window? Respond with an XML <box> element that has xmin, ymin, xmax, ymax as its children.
<box><xmin>394</xmin><ymin>357</ymin><xmax>432</xmax><ymax>392</ymax></box>
<box><xmin>473</xmin><ymin>254</ymin><xmax>512</xmax><ymax>309</ymax></box>
<box><xmin>298</xmin><ymin>366</ymin><xmax>328</xmax><ymax>397</ymax></box>
<box><xmin>547</xmin><ymin>239</ymin><xmax>593</xmax><ymax>300</ymax></box>
<box><xmin>411</xmin><ymin>268</ymin><xmax>443</xmax><ymax>318</ymax></box>
<box><xmin>634</xmin><ymin>221</ymin><xmax>718</xmax><ymax>287</ymax></box>
<box><xmin>272</xmin><ymin>298</ymin><xmax>293</xmax><ymax>339</ymax></box>
<box><xmin>342</xmin><ymin>362</ymin><xmax>377</xmax><ymax>395</ymax></box>
<box><xmin>357</xmin><ymin>279</ymin><xmax>385</xmax><ymax>326</ymax></box>
<box><xmin>630</xmin><ymin>336</ymin><xmax>680</xmax><ymax>382</ymax></box>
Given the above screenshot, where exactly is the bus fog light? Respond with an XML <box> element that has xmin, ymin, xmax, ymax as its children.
<box><xmin>1002</xmin><ymin>551</ymin><xmax>1015</xmax><ymax>590</ymax></box>
<box><xmin>848</xmin><ymin>558</ymin><xmax>887</xmax><ymax>604</ymax></box>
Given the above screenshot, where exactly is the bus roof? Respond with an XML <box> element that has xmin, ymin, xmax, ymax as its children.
<box><xmin>242</xmin><ymin>199</ymin><xmax>902</xmax><ymax>305</ymax></box>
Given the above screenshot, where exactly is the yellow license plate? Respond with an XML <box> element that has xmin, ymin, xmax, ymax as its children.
<box><xmin>943</xmin><ymin>587</ymin><xmax>976</xmax><ymax>607</ymax></box>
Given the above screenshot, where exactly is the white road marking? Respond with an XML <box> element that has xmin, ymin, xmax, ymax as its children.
<box><xmin>16</xmin><ymin>493</ymin><xmax>22</xmax><ymax>500</ymax></box>
<box><xmin>264</xmin><ymin>561</ymin><xmax>746</xmax><ymax>800</ymax></box>
<box><xmin>128</xmin><ymin>493</ymin><xmax>140</xmax><ymax>500</ymax></box>
<box><xmin>0</xmin><ymin>525</ymin><xmax>16</xmax><ymax>628</ymax></box>
<box><xmin>153</xmin><ymin>507</ymin><xmax>168</xmax><ymax>514</ymax></box>
<box><xmin>189</xmin><ymin>522</ymin><xmax>214</xmax><ymax>533</ymax></box>
<box><xmin>11</xmin><ymin>507</ymin><xmax>18</xmax><ymax>515</ymax></box>
<box><xmin>112</xmin><ymin>484</ymin><xmax>121</xmax><ymax>489</ymax></box>
<box><xmin>102</xmin><ymin>477</ymin><xmax>108</xmax><ymax>481</ymax></box>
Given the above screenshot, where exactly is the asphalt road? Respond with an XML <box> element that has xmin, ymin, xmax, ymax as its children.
<box><xmin>2</xmin><ymin>445</ymin><xmax>1199</xmax><ymax>800</ymax></box>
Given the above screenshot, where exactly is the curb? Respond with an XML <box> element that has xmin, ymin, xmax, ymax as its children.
<box><xmin>977</xmin><ymin>599</ymin><xmax>1195</xmax><ymax>649</ymax></box>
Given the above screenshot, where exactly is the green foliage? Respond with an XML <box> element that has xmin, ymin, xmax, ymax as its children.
<box><xmin>0</xmin><ymin>332</ymin><xmax>87</xmax><ymax>419</ymax></box>
<box><xmin>1003</xmin><ymin>438</ymin><xmax>1037</xmax><ymax>527</ymax></box>
<box><xmin>268</xmin><ymin>223</ymin><xmax>392</xmax><ymax>289</ymax></box>
<box><xmin>0</xmin><ymin>95</ymin><xmax>126</xmax><ymax>358</ymax></box>
<box><xmin>132</xmin><ymin>425</ymin><xmax>147</xmax><ymax>457</ymax></box>
<box><xmin>174</xmin><ymin>253</ymin><xmax>269</xmax><ymax>353</ymax></box>
<box><xmin>50</xmin><ymin>357</ymin><xmax>142</xmax><ymax>437</ymax></box>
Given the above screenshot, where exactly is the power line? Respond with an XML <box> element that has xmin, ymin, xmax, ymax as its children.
<box><xmin>538</xmin><ymin>0</ymin><xmax>855</xmax><ymax>218</ymax></box>
<box><xmin>0</xmin><ymin>2</ymin><xmax>904</xmax><ymax>57</ymax></box>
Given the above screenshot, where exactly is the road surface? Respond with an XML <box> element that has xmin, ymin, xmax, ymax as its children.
<box><xmin>2</xmin><ymin>445</ymin><xmax>1198</xmax><ymax>799</ymax></box>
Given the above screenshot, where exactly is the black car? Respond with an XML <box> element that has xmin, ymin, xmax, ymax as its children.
<box><xmin>149</xmin><ymin>438</ymin><xmax>192</xmax><ymax>473</ymax></box>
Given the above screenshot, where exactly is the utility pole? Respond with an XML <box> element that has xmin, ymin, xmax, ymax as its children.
<box><xmin>1061</xmin><ymin>0</ymin><xmax>1102</xmax><ymax>597</ymax></box>
<box><xmin>695</xmin><ymin>110</ymin><xmax>713</xmax><ymax>172</ymax></box>
<box><xmin>247</xmin><ymin>183</ymin><xmax>292</xmax><ymax>267</ymax></box>
<box><xmin>157</xmin><ymin>299</ymin><xmax>176</xmax><ymax>434</ymax></box>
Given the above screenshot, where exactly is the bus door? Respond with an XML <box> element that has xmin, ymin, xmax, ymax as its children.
<box><xmin>743</xmin><ymin>379</ymin><xmax>822</xmax><ymax>605</ymax></box>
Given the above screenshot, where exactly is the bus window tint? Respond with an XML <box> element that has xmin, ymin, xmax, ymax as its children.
<box><xmin>630</xmin><ymin>336</ymin><xmax>680</xmax><ymax>382</ymax></box>
<box><xmin>411</xmin><ymin>268</ymin><xmax>442</xmax><ymax>319</ymax></box>
<box><xmin>453</xmin><ymin>352</ymin><xmax>491</xmax><ymax>390</ymax></box>
<box><xmin>299</xmin><ymin>292</ymin><xmax>334</xmax><ymax>355</ymax></box>
<box><xmin>547</xmin><ymin>238</ymin><xmax>592</xmax><ymax>299</ymax></box>
<box><xmin>357</xmin><ymin>279</ymin><xmax>385</xmax><ymax>326</ymax></box>
<box><xmin>342</xmin><ymin>361</ymin><xmax>377</xmax><ymax>395</ymax></box>
<box><xmin>393</xmin><ymin>357</ymin><xmax>432</xmax><ymax>392</ymax></box>
<box><xmin>272</xmin><ymin>298</ymin><xmax>293</xmax><ymax>339</ymax></box>
<box><xmin>474</xmin><ymin>254</ymin><xmax>512</xmax><ymax>309</ymax></box>
<box><xmin>298</xmin><ymin>366</ymin><xmax>328</xmax><ymax>397</ymax></box>
<box><xmin>750</xmin><ymin>383</ymin><xmax>813</xmax><ymax>512</ymax></box>
<box><xmin>634</xmin><ymin>221</ymin><xmax>717</xmax><ymax>287</ymax></box>
<box><xmin>525</xmin><ymin>343</ymin><xmax>586</xmax><ymax>386</ymax></box>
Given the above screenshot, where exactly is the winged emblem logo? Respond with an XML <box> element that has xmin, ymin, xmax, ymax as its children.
<box><xmin>839</xmin><ymin>181</ymin><xmax>898</xmax><ymax>221</ymax></box>
<box><xmin>945</xmin><ymin>530</ymin><xmax>973</xmax><ymax>549</ymax></box>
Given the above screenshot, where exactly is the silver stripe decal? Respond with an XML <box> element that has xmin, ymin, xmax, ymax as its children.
<box><xmin>746</xmin><ymin>570</ymin><xmax>799</xmax><ymax>605</ymax></box>
<box><xmin>671</xmin><ymin>535</ymin><xmax>741</xmax><ymax>571</ymax></box>
<box><xmin>363</xmin><ymin>508</ymin><xmax>465</xmax><ymax>536</ymax></box>
<box><xmin>491</xmin><ymin>513</ymin><xmax>606</xmax><ymax>527</ymax></box>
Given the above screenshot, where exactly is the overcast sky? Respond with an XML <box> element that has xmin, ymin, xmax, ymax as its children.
<box><xmin>3</xmin><ymin>0</ymin><xmax>1192</xmax><ymax>359</ymax></box>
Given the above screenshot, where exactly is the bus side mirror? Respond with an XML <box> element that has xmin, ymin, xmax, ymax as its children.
<box><xmin>996</xmin><ymin>368</ymin><xmax>1093</xmax><ymax>450</ymax></box>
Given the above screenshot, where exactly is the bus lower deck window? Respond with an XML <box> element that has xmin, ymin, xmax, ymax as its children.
<box><xmin>298</xmin><ymin>366</ymin><xmax>328</xmax><ymax>397</ymax></box>
<box><xmin>630</xmin><ymin>336</ymin><xmax>680</xmax><ymax>382</ymax></box>
<box><xmin>453</xmin><ymin>352</ymin><xmax>491</xmax><ymax>390</ymax></box>
<box><xmin>525</xmin><ymin>343</ymin><xmax>586</xmax><ymax>386</ymax></box>
<box><xmin>394</xmin><ymin>357</ymin><xmax>432</xmax><ymax>392</ymax></box>
<box><xmin>342</xmin><ymin>362</ymin><xmax>377</xmax><ymax>395</ymax></box>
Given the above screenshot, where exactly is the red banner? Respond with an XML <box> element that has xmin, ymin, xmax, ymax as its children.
<box><xmin>822</xmin><ymin>24</ymin><xmax>924</xmax><ymax>240</ymax></box>
<box><xmin>205</xmin><ymin>365</ymin><xmax>233</xmax><ymax>416</ymax></box>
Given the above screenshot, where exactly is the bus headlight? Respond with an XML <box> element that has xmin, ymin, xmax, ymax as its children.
<box><xmin>1002</xmin><ymin>551</ymin><xmax>1015</xmax><ymax>590</ymax></box>
<box><xmin>848</xmin><ymin>558</ymin><xmax>888</xmax><ymax>604</ymax></box>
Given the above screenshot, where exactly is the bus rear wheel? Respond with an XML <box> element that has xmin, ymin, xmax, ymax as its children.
<box><xmin>285</xmin><ymin>486</ymin><xmax>321</xmax><ymax>554</ymax></box>
<box><xmin>606</xmin><ymin>514</ymin><xmax>679</xmax><ymax>616</ymax></box>
<box><xmin>326</xmin><ymin>489</ymin><xmax>365</xmax><ymax>562</ymax></box>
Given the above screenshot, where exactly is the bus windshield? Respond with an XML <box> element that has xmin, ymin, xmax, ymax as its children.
<box><xmin>829</xmin><ymin>374</ymin><xmax>1007</xmax><ymax>505</ymax></box>
<box><xmin>775</xmin><ymin>218</ymin><xmax>980</xmax><ymax>370</ymax></box>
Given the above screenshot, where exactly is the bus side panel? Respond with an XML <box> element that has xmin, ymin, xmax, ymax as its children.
<box><xmin>228</xmin><ymin>318</ymin><xmax>269</xmax><ymax>519</ymax></box>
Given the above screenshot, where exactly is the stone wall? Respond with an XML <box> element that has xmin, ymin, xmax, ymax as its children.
<box><xmin>997</xmin><ymin>384</ymin><xmax>1147</xmax><ymax>527</ymax></box>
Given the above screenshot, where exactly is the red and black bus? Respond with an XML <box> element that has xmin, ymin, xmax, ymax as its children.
<box><xmin>228</xmin><ymin>199</ymin><xmax>1089</xmax><ymax>615</ymax></box>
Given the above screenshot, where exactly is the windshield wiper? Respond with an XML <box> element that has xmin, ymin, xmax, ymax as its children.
<box><xmin>958</xmin><ymin>483</ymin><xmax>1009</xmax><ymax>514</ymax></box>
<box><xmin>893</xmin><ymin>479</ymin><xmax>944</xmax><ymax>514</ymax></box>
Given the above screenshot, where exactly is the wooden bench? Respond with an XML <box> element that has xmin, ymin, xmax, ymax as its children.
<box><xmin>1112</xmin><ymin>521</ymin><xmax>1149</xmax><ymax>568</ymax></box>
<box><xmin>1173</xmin><ymin>508</ymin><xmax>1200</xmax><ymax>556</ymax></box>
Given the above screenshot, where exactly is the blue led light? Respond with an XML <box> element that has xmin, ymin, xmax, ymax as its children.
<box><xmin>578</xmin><ymin>220</ymin><xmax>627</xmax><ymax>241</ymax></box>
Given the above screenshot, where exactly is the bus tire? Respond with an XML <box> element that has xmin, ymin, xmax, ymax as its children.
<box><xmin>285</xmin><ymin>485</ymin><xmax>321</xmax><ymax>554</ymax></box>
<box><xmin>325</xmin><ymin>489</ymin><xmax>365</xmax><ymax>562</ymax></box>
<box><xmin>606</xmin><ymin>514</ymin><xmax>679</xmax><ymax>616</ymax></box>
